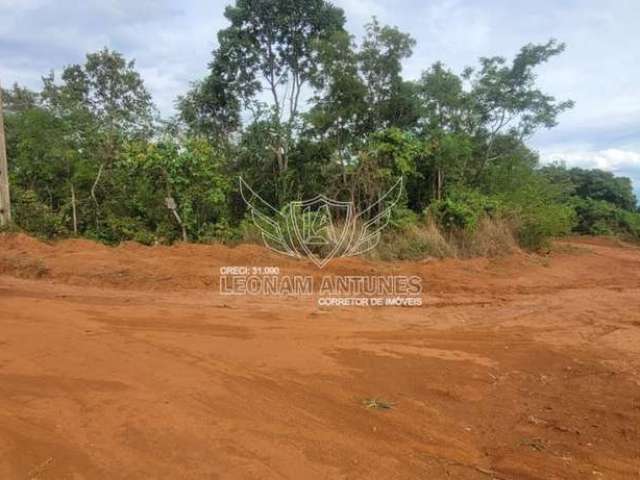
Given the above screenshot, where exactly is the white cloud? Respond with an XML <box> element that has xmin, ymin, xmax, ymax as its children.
<box><xmin>334</xmin><ymin>0</ymin><xmax>387</xmax><ymax>27</ymax></box>
<box><xmin>542</xmin><ymin>149</ymin><xmax>640</xmax><ymax>173</ymax></box>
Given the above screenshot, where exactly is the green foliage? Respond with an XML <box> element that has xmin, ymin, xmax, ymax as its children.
<box><xmin>99</xmin><ymin>215</ymin><xmax>155</xmax><ymax>245</ymax></box>
<box><xmin>427</xmin><ymin>180</ymin><xmax>577</xmax><ymax>251</ymax></box>
<box><xmin>42</xmin><ymin>48</ymin><xmax>154</xmax><ymax>137</ymax></box>
<box><xmin>618</xmin><ymin>210</ymin><xmax>640</xmax><ymax>239</ymax></box>
<box><xmin>5</xmin><ymin>2</ymin><xmax>638</xmax><ymax>256</ymax></box>
<box><xmin>538</xmin><ymin>165</ymin><xmax>640</xmax><ymax>241</ymax></box>
<box><xmin>515</xmin><ymin>202</ymin><xmax>576</xmax><ymax>250</ymax></box>
<box><xmin>359</xmin><ymin>18</ymin><xmax>417</xmax><ymax>130</ymax></box>
<box><xmin>466</xmin><ymin>40</ymin><xmax>575</xmax><ymax>138</ymax></box>
<box><xmin>102</xmin><ymin>138</ymin><xmax>232</xmax><ymax>244</ymax></box>
<box><xmin>428</xmin><ymin>190</ymin><xmax>501</xmax><ymax>231</ymax></box>
<box><xmin>368</xmin><ymin>128</ymin><xmax>420</xmax><ymax>176</ymax></box>
<box><xmin>182</xmin><ymin>0</ymin><xmax>347</xmax><ymax>177</ymax></box>
<box><xmin>11</xmin><ymin>187</ymin><xmax>68</xmax><ymax>239</ymax></box>
<box><xmin>572</xmin><ymin>198</ymin><xmax>640</xmax><ymax>239</ymax></box>
<box><xmin>495</xmin><ymin>173</ymin><xmax>577</xmax><ymax>249</ymax></box>
<box><xmin>389</xmin><ymin>206</ymin><xmax>419</xmax><ymax>230</ymax></box>
<box><xmin>541</xmin><ymin>165</ymin><xmax>638</xmax><ymax>211</ymax></box>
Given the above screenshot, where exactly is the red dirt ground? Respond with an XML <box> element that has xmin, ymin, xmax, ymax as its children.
<box><xmin>1</xmin><ymin>233</ymin><xmax>640</xmax><ymax>479</ymax></box>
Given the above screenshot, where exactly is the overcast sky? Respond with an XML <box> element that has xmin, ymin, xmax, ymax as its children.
<box><xmin>1</xmin><ymin>0</ymin><xmax>639</xmax><ymax>196</ymax></box>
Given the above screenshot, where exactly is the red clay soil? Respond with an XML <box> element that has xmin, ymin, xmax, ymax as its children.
<box><xmin>1</xmin><ymin>233</ymin><xmax>640</xmax><ymax>479</ymax></box>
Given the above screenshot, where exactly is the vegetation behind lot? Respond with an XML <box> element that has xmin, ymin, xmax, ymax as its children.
<box><xmin>2</xmin><ymin>0</ymin><xmax>639</xmax><ymax>256</ymax></box>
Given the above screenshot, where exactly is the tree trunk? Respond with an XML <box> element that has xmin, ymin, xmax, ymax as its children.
<box><xmin>70</xmin><ymin>183</ymin><xmax>78</xmax><ymax>235</ymax></box>
<box><xmin>274</xmin><ymin>145</ymin><xmax>285</xmax><ymax>173</ymax></box>
<box><xmin>171</xmin><ymin>209</ymin><xmax>188</xmax><ymax>242</ymax></box>
<box><xmin>91</xmin><ymin>162</ymin><xmax>104</xmax><ymax>230</ymax></box>
<box><xmin>165</xmin><ymin>196</ymin><xmax>188</xmax><ymax>242</ymax></box>
<box><xmin>0</xmin><ymin>81</ymin><xmax>12</xmax><ymax>226</ymax></box>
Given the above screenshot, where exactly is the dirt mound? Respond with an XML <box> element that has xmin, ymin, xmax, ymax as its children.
<box><xmin>0</xmin><ymin>232</ymin><xmax>52</xmax><ymax>253</ymax></box>
<box><xmin>1</xmin><ymin>234</ymin><xmax>639</xmax><ymax>295</ymax></box>
<box><xmin>0</xmin><ymin>234</ymin><xmax>418</xmax><ymax>290</ymax></box>
<box><xmin>57</xmin><ymin>237</ymin><xmax>111</xmax><ymax>253</ymax></box>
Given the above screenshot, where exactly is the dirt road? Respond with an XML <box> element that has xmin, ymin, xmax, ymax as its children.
<box><xmin>1</xmin><ymin>234</ymin><xmax>640</xmax><ymax>479</ymax></box>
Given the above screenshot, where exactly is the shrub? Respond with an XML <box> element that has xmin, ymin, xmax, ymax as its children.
<box><xmin>390</xmin><ymin>205</ymin><xmax>419</xmax><ymax>230</ymax></box>
<box><xmin>12</xmin><ymin>188</ymin><xmax>68</xmax><ymax>239</ymax></box>
<box><xmin>375</xmin><ymin>220</ymin><xmax>456</xmax><ymax>260</ymax></box>
<box><xmin>572</xmin><ymin>198</ymin><xmax>618</xmax><ymax>235</ymax></box>
<box><xmin>617</xmin><ymin>209</ymin><xmax>640</xmax><ymax>239</ymax></box>
<box><xmin>237</xmin><ymin>217</ymin><xmax>263</xmax><ymax>244</ymax></box>
<box><xmin>462</xmin><ymin>215</ymin><xmax>518</xmax><ymax>257</ymax></box>
<box><xmin>198</xmin><ymin>220</ymin><xmax>235</xmax><ymax>243</ymax></box>
<box><xmin>93</xmin><ymin>215</ymin><xmax>155</xmax><ymax>245</ymax></box>
<box><xmin>572</xmin><ymin>197</ymin><xmax>640</xmax><ymax>241</ymax></box>
<box><xmin>514</xmin><ymin>202</ymin><xmax>576</xmax><ymax>250</ymax></box>
<box><xmin>428</xmin><ymin>190</ymin><xmax>502</xmax><ymax>231</ymax></box>
<box><xmin>374</xmin><ymin>213</ymin><xmax>518</xmax><ymax>260</ymax></box>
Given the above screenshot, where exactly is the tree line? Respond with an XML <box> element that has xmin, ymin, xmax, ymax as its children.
<box><xmin>2</xmin><ymin>0</ymin><xmax>639</xmax><ymax>255</ymax></box>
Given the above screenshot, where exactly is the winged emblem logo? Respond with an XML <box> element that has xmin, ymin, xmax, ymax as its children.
<box><xmin>239</xmin><ymin>177</ymin><xmax>403</xmax><ymax>268</ymax></box>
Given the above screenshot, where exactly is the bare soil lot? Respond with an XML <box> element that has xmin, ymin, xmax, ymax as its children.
<box><xmin>1</xmin><ymin>234</ymin><xmax>640</xmax><ymax>479</ymax></box>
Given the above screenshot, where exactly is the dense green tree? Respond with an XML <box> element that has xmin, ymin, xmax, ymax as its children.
<box><xmin>465</xmin><ymin>40</ymin><xmax>574</xmax><ymax>178</ymax></box>
<box><xmin>4</xmin><ymin>2</ymin><xmax>638</xmax><ymax>250</ymax></box>
<box><xmin>38</xmin><ymin>48</ymin><xmax>155</xmax><ymax>236</ymax></box>
<box><xmin>190</xmin><ymin>0</ymin><xmax>346</xmax><ymax>174</ymax></box>
<box><xmin>108</xmin><ymin>138</ymin><xmax>232</xmax><ymax>243</ymax></box>
<box><xmin>415</xmin><ymin>62</ymin><xmax>468</xmax><ymax>135</ymax></box>
<box><xmin>1</xmin><ymin>84</ymin><xmax>39</xmax><ymax>114</ymax></box>
<box><xmin>359</xmin><ymin>18</ymin><xmax>417</xmax><ymax>130</ymax></box>
<box><xmin>305</xmin><ymin>30</ymin><xmax>368</xmax><ymax>187</ymax></box>
<box><xmin>42</xmin><ymin>49</ymin><xmax>154</xmax><ymax>137</ymax></box>
<box><xmin>541</xmin><ymin>165</ymin><xmax>637</xmax><ymax>210</ymax></box>
<box><xmin>176</xmin><ymin>71</ymin><xmax>241</xmax><ymax>141</ymax></box>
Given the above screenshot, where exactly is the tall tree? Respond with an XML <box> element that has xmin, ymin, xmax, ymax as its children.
<box><xmin>465</xmin><ymin>40</ymin><xmax>574</xmax><ymax>177</ymax></box>
<box><xmin>192</xmin><ymin>0</ymin><xmax>346</xmax><ymax>174</ymax></box>
<box><xmin>306</xmin><ymin>30</ymin><xmax>368</xmax><ymax>187</ymax></box>
<box><xmin>414</xmin><ymin>62</ymin><xmax>471</xmax><ymax>201</ymax></box>
<box><xmin>176</xmin><ymin>63</ymin><xmax>241</xmax><ymax>142</ymax></box>
<box><xmin>359</xmin><ymin>18</ymin><xmax>416</xmax><ymax>131</ymax></box>
<box><xmin>40</xmin><ymin>48</ymin><xmax>155</xmax><ymax>233</ymax></box>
